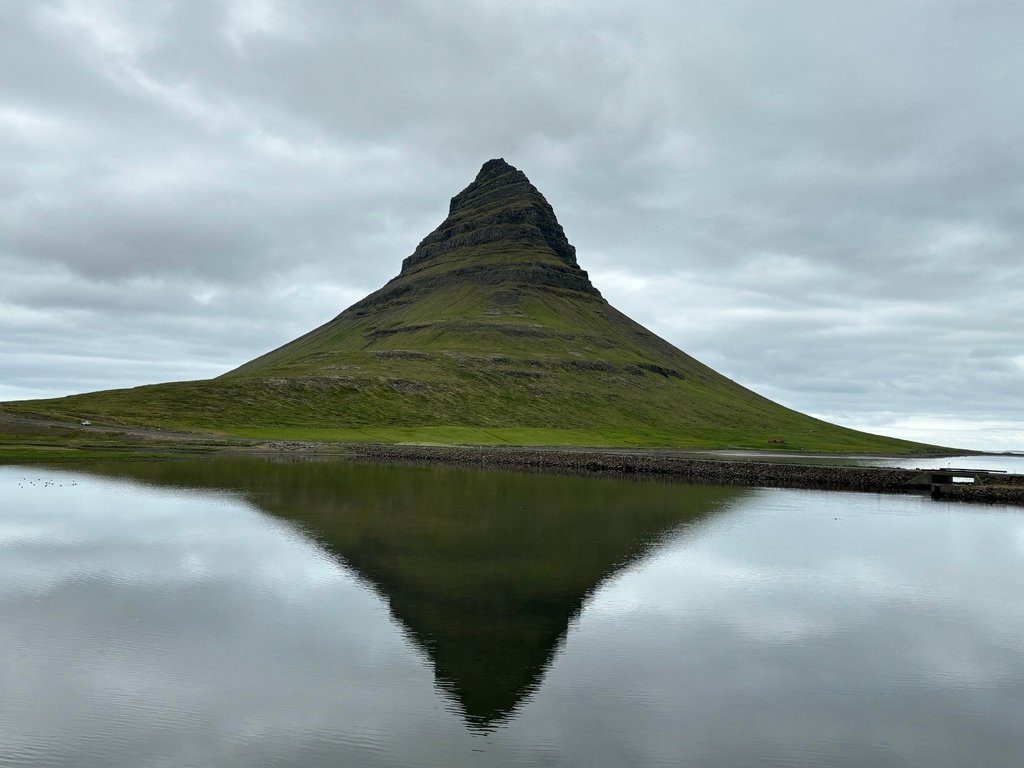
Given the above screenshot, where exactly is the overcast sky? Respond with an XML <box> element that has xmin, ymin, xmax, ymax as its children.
<box><xmin>2</xmin><ymin>0</ymin><xmax>1022</xmax><ymax>450</ymax></box>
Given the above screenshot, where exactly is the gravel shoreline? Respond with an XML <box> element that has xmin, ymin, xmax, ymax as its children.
<box><xmin>334</xmin><ymin>443</ymin><xmax>1024</xmax><ymax>506</ymax></box>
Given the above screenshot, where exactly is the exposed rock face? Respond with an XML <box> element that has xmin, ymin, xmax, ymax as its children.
<box><xmin>404</xmin><ymin>159</ymin><xmax>577</xmax><ymax>269</ymax></box>
<box><xmin>341</xmin><ymin>162</ymin><xmax>603</xmax><ymax>319</ymax></box>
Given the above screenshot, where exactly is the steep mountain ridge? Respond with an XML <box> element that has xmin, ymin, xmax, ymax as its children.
<box><xmin>225</xmin><ymin>157</ymin><xmax>608</xmax><ymax>378</ymax></box>
<box><xmin>405</xmin><ymin>157</ymin><xmax>583</xmax><ymax>272</ymax></box>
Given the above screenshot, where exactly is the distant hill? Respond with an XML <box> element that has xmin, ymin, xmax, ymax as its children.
<box><xmin>1</xmin><ymin>159</ymin><xmax>936</xmax><ymax>452</ymax></box>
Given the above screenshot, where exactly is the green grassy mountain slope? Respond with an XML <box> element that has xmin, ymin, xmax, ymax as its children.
<box><xmin>1</xmin><ymin>159</ymin><xmax>939</xmax><ymax>452</ymax></box>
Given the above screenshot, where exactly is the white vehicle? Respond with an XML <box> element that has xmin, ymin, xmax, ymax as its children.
<box><xmin>80</xmin><ymin>420</ymin><xmax>92</xmax><ymax>426</ymax></box>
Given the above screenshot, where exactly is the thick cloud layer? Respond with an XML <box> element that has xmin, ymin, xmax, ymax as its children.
<box><xmin>2</xmin><ymin>0</ymin><xmax>1021</xmax><ymax>449</ymax></box>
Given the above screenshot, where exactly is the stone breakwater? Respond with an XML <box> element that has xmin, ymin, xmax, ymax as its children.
<box><xmin>933</xmin><ymin>482</ymin><xmax>1024</xmax><ymax>504</ymax></box>
<box><xmin>344</xmin><ymin>444</ymin><xmax>1024</xmax><ymax>506</ymax></box>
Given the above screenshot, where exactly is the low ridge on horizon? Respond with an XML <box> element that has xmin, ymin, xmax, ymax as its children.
<box><xmin>0</xmin><ymin>159</ymin><xmax>943</xmax><ymax>453</ymax></box>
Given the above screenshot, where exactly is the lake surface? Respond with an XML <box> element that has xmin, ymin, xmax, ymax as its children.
<box><xmin>2</xmin><ymin>457</ymin><xmax>1023</xmax><ymax>767</ymax></box>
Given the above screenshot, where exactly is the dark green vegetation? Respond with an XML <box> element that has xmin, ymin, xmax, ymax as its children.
<box><xmin>77</xmin><ymin>456</ymin><xmax>744</xmax><ymax>727</ymax></box>
<box><xmin>1</xmin><ymin>160</ymin><xmax>943</xmax><ymax>453</ymax></box>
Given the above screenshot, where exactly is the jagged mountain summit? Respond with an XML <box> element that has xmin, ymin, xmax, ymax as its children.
<box><xmin>227</xmin><ymin>157</ymin><xmax>608</xmax><ymax>378</ymax></box>
<box><xmin>1</xmin><ymin>159</ymin><xmax>934</xmax><ymax>452</ymax></box>
<box><xmin>404</xmin><ymin>157</ymin><xmax>584</xmax><ymax>275</ymax></box>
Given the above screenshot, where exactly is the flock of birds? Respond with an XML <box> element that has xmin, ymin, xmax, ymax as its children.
<box><xmin>14</xmin><ymin>477</ymin><xmax>79</xmax><ymax>489</ymax></box>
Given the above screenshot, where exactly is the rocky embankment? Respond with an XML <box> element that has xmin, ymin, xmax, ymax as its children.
<box><xmin>933</xmin><ymin>480</ymin><xmax>1024</xmax><ymax>504</ymax></box>
<box><xmin>338</xmin><ymin>444</ymin><xmax>1024</xmax><ymax>505</ymax></box>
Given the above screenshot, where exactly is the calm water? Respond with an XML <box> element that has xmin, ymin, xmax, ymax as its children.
<box><xmin>2</xmin><ymin>458</ymin><xmax>1023</xmax><ymax>767</ymax></box>
<box><xmin>870</xmin><ymin>454</ymin><xmax>1024</xmax><ymax>472</ymax></box>
<box><xmin>690</xmin><ymin>451</ymin><xmax>1024</xmax><ymax>472</ymax></box>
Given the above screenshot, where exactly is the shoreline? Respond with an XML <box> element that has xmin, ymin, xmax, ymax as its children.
<box><xmin>326</xmin><ymin>443</ymin><xmax>1024</xmax><ymax>505</ymax></box>
<box><xmin>1</xmin><ymin>414</ymin><xmax>1021</xmax><ymax>505</ymax></box>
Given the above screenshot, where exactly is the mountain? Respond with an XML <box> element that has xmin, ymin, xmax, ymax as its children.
<box><xmin>0</xmin><ymin>159</ymin><xmax>934</xmax><ymax>452</ymax></box>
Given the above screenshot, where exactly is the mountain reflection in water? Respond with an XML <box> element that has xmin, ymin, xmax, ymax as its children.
<box><xmin>82</xmin><ymin>457</ymin><xmax>743</xmax><ymax>728</ymax></box>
